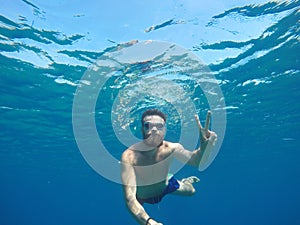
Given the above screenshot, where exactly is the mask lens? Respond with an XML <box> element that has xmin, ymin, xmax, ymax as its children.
<box><xmin>144</xmin><ymin>122</ymin><xmax>151</xmax><ymax>130</ymax></box>
<box><xmin>156</xmin><ymin>123</ymin><xmax>164</xmax><ymax>129</ymax></box>
<box><xmin>143</xmin><ymin>122</ymin><xmax>164</xmax><ymax>131</ymax></box>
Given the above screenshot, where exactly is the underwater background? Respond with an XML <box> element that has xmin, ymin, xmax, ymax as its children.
<box><xmin>1</xmin><ymin>0</ymin><xmax>300</xmax><ymax>224</ymax></box>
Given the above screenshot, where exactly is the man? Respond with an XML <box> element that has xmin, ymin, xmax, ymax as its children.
<box><xmin>121</xmin><ymin>109</ymin><xmax>217</xmax><ymax>225</ymax></box>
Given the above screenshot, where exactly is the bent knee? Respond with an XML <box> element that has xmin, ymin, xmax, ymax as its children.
<box><xmin>189</xmin><ymin>187</ymin><xmax>196</xmax><ymax>196</ymax></box>
<box><xmin>176</xmin><ymin>181</ymin><xmax>197</xmax><ymax>196</ymax></box>
<box><xmin>184</xmin><ymin>186</ymin><xmax>196</xmax><ymax>196</ymax></box>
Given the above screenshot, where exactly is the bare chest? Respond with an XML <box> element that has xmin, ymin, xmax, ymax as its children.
<box><xmin>133</xmin><ymin>148</ymin><xmax>173</xmax><ymax>186</ymax></box>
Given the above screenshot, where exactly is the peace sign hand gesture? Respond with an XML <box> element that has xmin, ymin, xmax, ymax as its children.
<box><xmin>195</xmin><ymin>111</ymin><xmax>217</xmax><ymax>149</ymax></box>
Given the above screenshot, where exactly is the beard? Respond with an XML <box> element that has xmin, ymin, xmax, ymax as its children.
<box><xmin>143</xmin><ymin>132</ymin><xmax>164</xmax><ymax>147</ymax></box>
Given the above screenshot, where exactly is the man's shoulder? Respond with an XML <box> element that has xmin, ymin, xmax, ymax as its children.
<box><xmin>159</xmin><ymin>141</ymin><xmax>183</xmax><ymax>155</ymax></box>
<box><xmin>121</xmin><ymin>147</ymin><xmax>135</xmax><ymax>160</ymax></box>
<box><xmin>121</xmin><ymin>142</ymin><xmax>143</xmax><ymax>163</ymax></box>
<box><xmin>163</xmin><ymin>141</ymin><xmax>182</xmax><ymax>149</ymax></box>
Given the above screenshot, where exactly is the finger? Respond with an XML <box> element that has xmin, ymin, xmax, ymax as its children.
<box><xmin>204</xmin><ymin>111</ymin><xmax>211</xmax><ymax>131</ymax></box>
<box><xmin>194</xmin><ymin>114</ymin><xmax>203</xmax><ymax>130</ymax></box>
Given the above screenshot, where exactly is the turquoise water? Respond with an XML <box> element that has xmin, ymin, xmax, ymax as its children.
<box><xmin>1</xmin><ymin>0</ymin><xmax>300</xmax><ymax>225</ymax></box>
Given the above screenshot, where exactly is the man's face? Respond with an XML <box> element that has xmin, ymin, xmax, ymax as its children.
<box><xmin>142</xmin><ymin>115</ymin><xmax>166</xmax><ymax>147</ymax></box>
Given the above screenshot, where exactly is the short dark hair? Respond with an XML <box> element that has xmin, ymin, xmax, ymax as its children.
<box><xmin>141</xmin><ymin>109</ymin><xmax>167</xmax><ymax>124</ymax></box>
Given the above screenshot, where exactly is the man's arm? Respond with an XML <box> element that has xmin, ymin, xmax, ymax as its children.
<box><xmin>121</xmin><ymin>152</ymin><xmax>162</xmax><ymax>225</ymax></box>
<box><xmin>173</xmin><ymin>111</ymin><xmax>217</xmax><ymax>167</ymax></box>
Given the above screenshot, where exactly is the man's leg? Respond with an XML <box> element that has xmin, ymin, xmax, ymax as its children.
<box><xmin>173</xmin><ymin>176</ymin><xmax>200</xmax><ymax>196</ymax></box>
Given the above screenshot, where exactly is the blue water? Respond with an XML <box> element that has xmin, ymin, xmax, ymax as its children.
<box><xmin>1</xmin><ymin>0</ymin><xmax>300</xmax><ymax>225</ymax></box>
